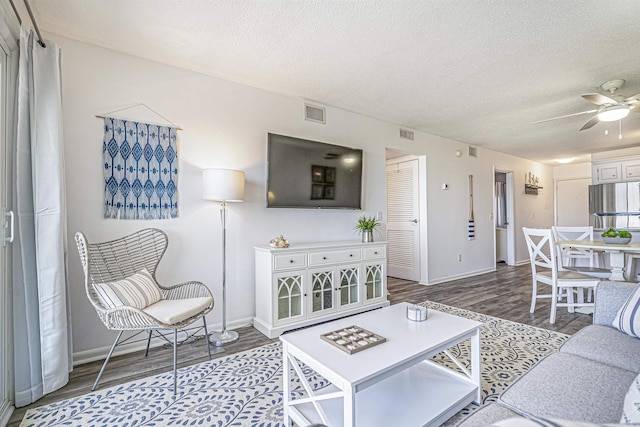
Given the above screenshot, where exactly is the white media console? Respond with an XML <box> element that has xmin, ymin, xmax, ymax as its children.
<box><xmin>253</xmin><ymin>241</ymin><xmax>389</xmax><ymax>338</ymax></box>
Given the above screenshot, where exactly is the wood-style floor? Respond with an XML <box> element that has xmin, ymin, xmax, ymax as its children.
<box><xmin>8</xmin><ymin>262</ymin><xmax>593</xmax><ymax>426</ymax></box>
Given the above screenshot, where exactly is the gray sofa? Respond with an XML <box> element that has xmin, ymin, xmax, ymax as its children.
<box><xmin>458</xmin><ymin>280</ymin><xmax>640</xmax><ymax>426</ymax></box>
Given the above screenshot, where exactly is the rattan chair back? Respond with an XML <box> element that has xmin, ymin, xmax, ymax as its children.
<box><xmin>75</xmin><ymin>228</ymin><xmax>168</xmax><ymax>316</ymax></box>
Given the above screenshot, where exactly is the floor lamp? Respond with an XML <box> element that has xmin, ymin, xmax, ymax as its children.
<box><xmin>202</xmin><ymin>168</ymin><xmax>245</xmax><ymax>346</ymax></box>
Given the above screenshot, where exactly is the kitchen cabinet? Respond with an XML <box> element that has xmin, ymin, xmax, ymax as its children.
<box><xmin>592</xmin><ymin>157</ymin><xmax>640</xmax><ymax>184</ymax></box>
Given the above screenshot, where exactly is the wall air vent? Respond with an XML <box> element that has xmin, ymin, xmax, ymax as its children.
<box><xmin>304</xmin><ymin>104</ymin><xmax>326</xmax><ymax>124</ymax></box>
<box><xmin>399</xmin><ymin>128</ymin><xmax>415</xmax><ymax>141</ymax></box>
<box><xmin>469</xmin><ymin>146</ymin><xmax>478</xmax><ymax>158</ymax></box>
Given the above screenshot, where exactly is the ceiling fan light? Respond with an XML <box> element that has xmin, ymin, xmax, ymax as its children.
<box><xmin>597</xmin><ymin>105</ymin><xmax>630</xmax><ymax>122</ymax></box>
<box><xmin>555</xmin><ymin>158</ymin><xmax>575</xmax><ymax>164</ymax></box>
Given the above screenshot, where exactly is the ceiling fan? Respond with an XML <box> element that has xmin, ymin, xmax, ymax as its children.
<box><xmin>533</xmin><ymin>79</ymin><xmax>640</xmax><ymax>131</ymax></box>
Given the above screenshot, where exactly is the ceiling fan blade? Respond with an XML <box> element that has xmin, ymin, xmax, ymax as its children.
<box><xmin>532</xmin><ymin>109</ymin><xmax>597</xmax><ymax>125</ymax></box>
<box><xmin>579</xmin><ymin>115</ymin><xmax>600</xmax><ymax>131</ymax></box>
<box><xmin>582</xmin><ymin>93</ymin><xmax>617</xmax><ymax>105</ymax></box>
<box><xmin>625</xmin><ymin>93</ymin><xmax>640</xmax><ymax>104</ymax></box>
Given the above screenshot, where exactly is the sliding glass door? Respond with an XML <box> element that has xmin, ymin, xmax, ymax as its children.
<box><xmin>0</xmin><ymin>32</ymin><xmax>15</xmax><ymax>423</ymax></box>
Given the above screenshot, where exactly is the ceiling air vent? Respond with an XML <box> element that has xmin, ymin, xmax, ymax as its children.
<box><xmin>399</xmin><ymin>128</ymin><xmax>414</xmax><ymax>141</ymax></box>
<box><xmin>305</xmin><ymin>104</ymin><xmax>326</xmax><ymax>124</ymax></box>
<box><xmin>469</xmin><ymin>146</ymin><xmax>478</xmax><ymax>158</ymax></box>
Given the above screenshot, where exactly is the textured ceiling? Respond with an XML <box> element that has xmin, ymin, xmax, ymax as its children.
<box><xmin>24</xmin><ymin>0</ymin><xmax>640</xmax><ymax>163</ymax></box>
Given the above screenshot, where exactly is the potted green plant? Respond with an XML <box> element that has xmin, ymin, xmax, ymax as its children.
<box><xmin>354</xmin><ymin>215</ymin><xmax>380</xmax><ymax>243</ymax></box>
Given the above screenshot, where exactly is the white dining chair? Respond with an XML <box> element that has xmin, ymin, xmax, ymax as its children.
<box><xmin>551</xmin><ymin>226</ymin><xmax>611</xmax><ymax>279</ymax></box>
<box><xmin>523</xmin><ymin>227</ymin><xmax>600</xmax><ymax>324</ymax></box>
<box><xmin>625</xmin><ymin>254</ymin><xmax>640</xmax><ymax>282</ymax></box>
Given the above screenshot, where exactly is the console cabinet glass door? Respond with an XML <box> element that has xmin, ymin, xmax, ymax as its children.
<box><xmin>338</xmin><ymin>264</ymin><xmax>361</xmax><ymax>309</ymax></box>
<box><xmin>308</xmin><ymin>268</ymin><xmax>336</xmax><ymax>318</ymax></box>
<box><xmin>364</xmin><ymin>262</ymin><xmax>385</xmax><ymax>303</ymax></box>
<box><xmin>275</xmin><ymin>272</ymin><xmax>305</xmax><ymax>325</ymax></box>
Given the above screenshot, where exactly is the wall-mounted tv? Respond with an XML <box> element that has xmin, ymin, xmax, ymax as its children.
<box><xmin>266</xmin><ymin>133</ymin><xmax>363</xmax><ymax>209</ymax></box>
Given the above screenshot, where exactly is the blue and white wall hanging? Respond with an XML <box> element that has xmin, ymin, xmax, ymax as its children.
<box><xmin>103</xmin><ymin>117</ymin><xmax>179</xmax><ymax>219</ymax></box>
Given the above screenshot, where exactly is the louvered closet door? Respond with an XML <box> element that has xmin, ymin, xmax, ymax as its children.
<box><xmin>386</xmin><ymin>159</ymin><xmax>420</xmax><ymax>280</ymax></box>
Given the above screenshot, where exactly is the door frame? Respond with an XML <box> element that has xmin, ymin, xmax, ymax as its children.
<box><xmin>493</xmin><ymin>168</ymin><xmax>515</xmax><ymax>266</ymax></box>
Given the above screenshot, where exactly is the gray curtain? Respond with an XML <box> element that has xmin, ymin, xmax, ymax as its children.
<box><xmin>495</xmin><ymin>181</ymin><xmax>506</xmax><ymax>228</ymax></box>
<box><xmin>13</xmin><ymin>28</ymin><xmax>72</xmax><ymax>407</ymax></box>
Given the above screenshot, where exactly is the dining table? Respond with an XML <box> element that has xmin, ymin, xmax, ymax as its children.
<box><xmin>556</xmin><ymin>239</ymin><xmax>640</xmax><ymax>282</ymax></box>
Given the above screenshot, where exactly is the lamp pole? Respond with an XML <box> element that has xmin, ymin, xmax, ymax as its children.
<box><xmin>210</xmin><ymin>200</ymin><xmax>239</xmax><ymax>346</ymax></box>
<box><xmin>202</xmin><ymin>168</ymin><xmax>244</xmax><ymax>346</ymax></box>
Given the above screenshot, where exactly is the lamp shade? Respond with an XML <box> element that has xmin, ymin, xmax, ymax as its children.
<box><xmin>202</xmin><ymin>168</ymin><xmax>245</xmax><ymax>202</ymax></box>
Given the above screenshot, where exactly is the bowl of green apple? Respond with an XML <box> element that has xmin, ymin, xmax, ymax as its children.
<box><xmin>601</xmin><ymin>228</ymin><xmax>632</xmax><ymax>245</ymax></box>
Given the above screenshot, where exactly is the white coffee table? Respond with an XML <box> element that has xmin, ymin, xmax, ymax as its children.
<box><xmin>280</xmin><ymin>302</ymin><xmax>482</xmax><ymax>427</ymax></box>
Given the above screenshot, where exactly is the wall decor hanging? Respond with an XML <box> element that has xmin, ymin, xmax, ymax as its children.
<box><xmin>101</xmin><ymin>116</ymin><xmax>179</xmax><ymax>219</ymax></box>
<box><xmin>468</xmin><ymin>174</ymin><xmax>475</xmax><ymax>240</ymax></box>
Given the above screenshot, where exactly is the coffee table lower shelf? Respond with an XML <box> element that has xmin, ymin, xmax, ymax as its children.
<box><xmin>287</xmin><ymin>360</ymin><xmax>478</xmax><ymax>427</ymax></box>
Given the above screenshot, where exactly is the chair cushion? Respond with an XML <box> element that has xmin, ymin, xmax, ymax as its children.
<box><xmin>621</xmin><ymin>372</ymin><xmax>640</xmax><ymax>424</ymax></box>
<box><xmin>93</xmin><ymin>268</ymin><xmax>163</xmax><ymax>310</ymax></box>
<box><xmin>537</xmin><ymin>270</ymin><xmax>600</xmax><ymax>281</ymax></box>
<box><xmin>564</xmin><ymin>266</ymin><xmax>612</xmax><ymax>279</ymax></box>
<box><xmin>143</xmin><ymin>297</ymin><xmax>212</xmax><ymax>325</ymax></box>
<box><xmin>612</xmin><ymin>283</ymin><xmax>640</xmax><ymax>338</ymax></box>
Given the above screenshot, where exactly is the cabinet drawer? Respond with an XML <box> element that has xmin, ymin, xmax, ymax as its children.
<box><xmin>309</xmin><ymin>249</ymin><xmax>361</xmax><ymax>266</ymax></box>
<box><xmin>273</xmin><ymin>253</ymin><xmax>307</xmax><ymax>270</ymax></box>
<box><xmin>363</xmin><ymin>245</ymin><xmax>386</xmax><ymax>259</ymax></box>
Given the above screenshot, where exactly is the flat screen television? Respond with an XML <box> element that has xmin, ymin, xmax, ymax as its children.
<box><xmin>266</xmin><ymin>133</ymin><xmax>363</xmax><ymax>209</ymax></box>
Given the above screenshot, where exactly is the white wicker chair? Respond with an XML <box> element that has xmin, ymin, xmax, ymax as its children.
<box><xmin>75</xmin><ymin>228</ymin><xmax>214</xmax><ymax>393</ymax></box>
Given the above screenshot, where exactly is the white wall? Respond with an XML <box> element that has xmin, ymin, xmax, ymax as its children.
<box><xmin>592</xmin><ymin>146</ymin><xmax>640</xmax><ymax>162</ymax></box>
<box><xmin>553</xmin><ymin>162</ymin><xmax>591</xmax><ymax>181</ymax></box>
<box><xmin>51</xmin><ymin>33</ymin><xmax>553</xmax><ymax>360</ymax></box>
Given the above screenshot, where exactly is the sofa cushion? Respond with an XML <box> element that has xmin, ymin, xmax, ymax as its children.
<box><xmin>612</xmin><ymin>283</ymin><xmax>640</xmax><ymax>338</ymax></box>
<box><xmin>621</xmin><ymin>372</ymin><xmax>640</xmax><ymax>424</ymax></box>
<box><xmin>93</xmin><ymin>268</ymin><xmax>163</xmax><ymax>310</ymax></box>
<box><xmin>559</xmin><ymin>324</ymin><xmax>640</xmax><ymax>372</ymax></box>
<box><xmin>491</xmin><ymin>417</ymin><xmax>629</xmax><ymax>427</ymax></box>
<box><xmin>143</xmin><ymin>297</ymin><xmax>212</xmax><ymax>325</ymax></box>
<box><xmin>499</xmin><ymin>352</ymin><xmax>637</xmax><ymax>423</ymax></box>
<box><xmin>456</xmin><ymin>403</ymin><xmax>522</xmax><ymax>427</ymax></box>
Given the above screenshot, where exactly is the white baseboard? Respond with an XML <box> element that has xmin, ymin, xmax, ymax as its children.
<box><xmin>421</xmin><ymin>266</ymin><xmax>496</xmax><ymax>286</ymax></box>
<box><xmin>73</xmin><ymin>316</ymin><xmax>254</xmax><ymax>366</ymax></box>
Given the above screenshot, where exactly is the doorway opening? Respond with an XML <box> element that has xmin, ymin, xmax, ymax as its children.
<box><xmin>494</xmin><ymin>169</ymin><xmax>515</xmax><ymax>266</ymax></box>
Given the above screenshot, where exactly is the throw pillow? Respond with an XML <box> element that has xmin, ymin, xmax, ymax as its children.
<box><xmin>612</xmin><ymin>283</ymin><xmax>640</xmax><ymax>338</ymax></box>
<box><xmin>622</xmin><ymin>372</ymin><xmax>640</xmax><ymax>424</ymax></box>
<box><xmin>93</xmin><ymin>268</ymin><xmax>163</xmax><ymax>310</ymax></box>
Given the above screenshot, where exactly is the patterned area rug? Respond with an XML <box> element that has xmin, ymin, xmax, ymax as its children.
<box><xmin>21</xmin><ymin>302</ymin><xmax>569</xmax><ymax>427</ymax></box>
